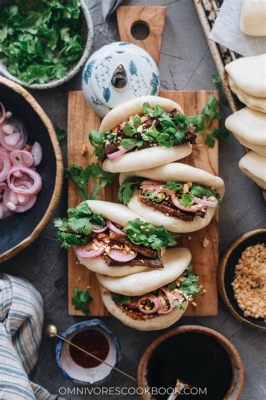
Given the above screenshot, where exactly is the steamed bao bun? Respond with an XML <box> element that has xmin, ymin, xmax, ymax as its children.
<box><xmin>100</xmin><ymin>95</ymin><xmax>192</xmax><ymax>173</ymax></box>
<box><xmin>225</xmin><ymin>108</ymin><xmax>266</xmax><ymax>157</ymax></box>
<box><xmin>119</xmin><ymin>163</ymin><xmax>225</xmax><ymax>233</ymax></box>
<box><xmin>75</xmin><ymin>200</ymin><xmax>167</xmax><ymax>277</ymax></box>
<box><xmin>98</xmin><ymin>247</ymin><xmax>192</xmax><ymax>331</ymax></box>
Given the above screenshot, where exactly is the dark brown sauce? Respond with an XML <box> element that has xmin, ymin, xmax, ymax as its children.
<box><xmin>69</xmin><ymin>329</ymin><xmax>109</xmax><ymax>368</ymax></box>
<box><xmin>147</xmin><ymin>332</ymin><xmax>233</xmax><ymax>400</ymax></box>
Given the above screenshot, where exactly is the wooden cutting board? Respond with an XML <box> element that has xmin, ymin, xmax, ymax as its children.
<box><xmin>67</xmin><ymin>6</ymin><xmax>218</xmax><ymax>317</ymax></box>
<box><xmin>67</xmin><ymin>89</ymin><xmax>219</xmax><ymax>317</ymax></box>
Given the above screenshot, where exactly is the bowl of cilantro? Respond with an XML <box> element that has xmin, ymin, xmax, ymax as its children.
<box><xmin>0</xmin><ymin>0</ymin><xmax>93</xmax><ymax>89</ymax></box>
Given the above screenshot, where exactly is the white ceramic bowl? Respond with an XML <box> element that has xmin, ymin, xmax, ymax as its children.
<box><xmin>0</xmin><ymin>0</ymin><xmax>93</xmax><ymax>89</ymax></box>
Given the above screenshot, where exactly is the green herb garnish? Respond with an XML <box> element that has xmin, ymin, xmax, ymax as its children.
<box><xmin>89</xmin><ymin>130</ymin><xmax>118</xmax><ymax>160</ymax></box>
<box><xmin>72</xmin><ymin>286</ymin><xmax>92</xmax><ymax>315</ymax></box>
<box><xmin>123</xmin><ymin>219</ymin><xmax>178</xmax><ymax>251</ymax></box>
<box><xmin>54</xmin><ymin>202</ymin><xmax>105</xmax><ymax>249</ymax></box>
<box><xmin>0</xmin><ymin>0</ymin><xmax>86</xmax><ymax>84</ymax></box>
<box><xmin>65</xmin><ymin>163</ymin><xmax>116</xmax><ymax>200</ymax></box>
<box><xmin>164</xmin><ymin>181</ymin><xmax>184</xmax><ymax>192</ymax></box>
<box><xmin>180</xmin><ymin>266</ymin><xmax>200</xmax><ymax>296</ymax></box>
<box><xmin>112</xmin><ymin>293</ymin><xmax>132</xmax><ymax>305</ymax></box>
<box><xmin>180</xmin><ymin>193</ymin><xmax>193</xmax><ymax>207</ymax></box>
<box><xmin>118</xmin><ymin>177</ymin><xmax>143</xmax><ymax>205</ymax></box>
<box><xmin>144</xmin><ymin>191</ymin><xmax>165</xmax><ymax>203</ymax></box>
<box><xmin>56</xmin><ymin>127</ymin><xmax>67</xmax><ymax>142</ymax></box>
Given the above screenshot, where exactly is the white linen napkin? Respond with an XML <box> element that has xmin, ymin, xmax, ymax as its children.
<box><xmin>210</xmin><ymin>0</ymin><xmax>266</xmax><ymax>56</ymax></box>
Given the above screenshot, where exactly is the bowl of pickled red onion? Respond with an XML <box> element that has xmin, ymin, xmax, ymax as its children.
<box><xmin>0</xmin><ymin>76</ymin><xmax>63</xmax><ymax>261</ymax></box>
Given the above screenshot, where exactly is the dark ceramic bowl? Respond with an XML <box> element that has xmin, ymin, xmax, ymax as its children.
<box><xmin>137</xmin><ymin>325</ymin><xmax>244</xmax><ymax>400</ymax></box>
<box><xmin>0</xmin><ymin>76</ymin><xmax>63</xmax><ymax>261</ymax></box>
<box><xmin>219</xmin><ymin>228</ymin><xmax>266</xmax><ymax>331</ymax></box>
<box><xmin>55</xmin><ymin>320</ymin><xmax>121</xmax><ymax>385</ymax></box>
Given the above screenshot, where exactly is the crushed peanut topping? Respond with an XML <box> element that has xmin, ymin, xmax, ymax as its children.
<box><xmin>232</xmin><ymin>243</ymin><xmax>266</xmax><ymax>321</ymax></box>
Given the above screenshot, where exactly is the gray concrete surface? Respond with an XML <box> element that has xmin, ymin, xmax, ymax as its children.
<box><xmin>1</xmin><ymin>0</ymin><xmax>266</xmax><ymax>399</ymax></box>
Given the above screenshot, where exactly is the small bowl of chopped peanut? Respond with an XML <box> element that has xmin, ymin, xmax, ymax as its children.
<box><xmin>219</xmin><ymin>228</ymin><xmax>266</xmax><ymax>331</ymax></box>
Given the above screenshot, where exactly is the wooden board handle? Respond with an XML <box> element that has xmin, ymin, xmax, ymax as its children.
<box><xmin>116</xmin><ymin>6</ymin><xmax>166</xmax><ymax>64</ymax></box>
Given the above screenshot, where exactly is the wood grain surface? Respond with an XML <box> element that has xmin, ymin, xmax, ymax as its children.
<box><xmin>67</xmin><ymin>6</ymin><xmax>218</xmax><ymax>317</ymax></box>
<box><xmin>67</xmin><ymin>89</ymin><xmax>219</xmax><ymax>316</ymax></box>
<box><xmin>116</xmin><ymin>6</ymin><xmax>166</xmax><ymax>64</ymax></box>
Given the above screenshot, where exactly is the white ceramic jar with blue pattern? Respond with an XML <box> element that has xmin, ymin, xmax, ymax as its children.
<box><xmin>82</xmin><ymin>42</ymin><xmax>160</xmax><ymax>117</ymax></box>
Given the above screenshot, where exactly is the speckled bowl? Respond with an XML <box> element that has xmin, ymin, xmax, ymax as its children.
<box><xmin>55</xmin><ymin>320</ymin><xmax>121</xmax><ymax>385</ymax></box>
<box><xmin>0</xmin><ymin>0</ymin><xmax>93</xmax><ymax>89</ymax></box>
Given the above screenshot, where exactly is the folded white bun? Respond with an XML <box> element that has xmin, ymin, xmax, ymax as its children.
<box><xmin>98</xmin><ymin>247</ymin><xmax>191</xmax><ymax>330</ymax></box>
<box><xmin>120</xmin><ymin>163</ymin><xmax>225</xmax><ymax>233</ymax></box>
<box><xmin>228</xmin><ymin>77</ymin><xmax>266</xmax><ymax>113</ymax></box>
<box><xmin>76</xmin><ymin>200</ymin><xmax>156</xmax><ymax>277</ymax></box>
<box><xmin>97</xmin><ymin>247</ymin><xmax>191</xmax><ymax>296</ymax></box>
<box><xmin>225</xmin><ymin>108</ymin><xmax>266</xmax><ymax>156</ymax></box>
<box><xmin>225</xmin><ymin>54</ymin><xmax>266</xmax><ymax>98</ymax></box>
<box><xmin>100</xmin><ymin>95</ymin><xmax>192</xmax><ymax>173</ymax></box>
<box><xmin>239</xmin><ymin>151</ymin><xmax>266</xmax><ymax>189</ymax></box>
<box><xmin>241</xmin><ymin>0</ymin><xmax>266</xmax><ymax>36</ymax></box>
<box><xmin>100</xmin><ymin>285</ymin><xmax>188</xmax><ymax>331</ymax></box>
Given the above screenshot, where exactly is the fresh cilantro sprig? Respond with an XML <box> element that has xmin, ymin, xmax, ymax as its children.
<box><xmin>72</xmin><ymin>286</ymin><xmax>92</xmax><ymax>315</ymax></box>
<box><xmin>0</xmin><ymin>0</ymin><xmax>86</xmax><ymax>84</ymax></box>
<box><xmin>56</xmin><ymin>127</ymin><xmax>67</xmax><ymax>143</ymax></box>
<box><xmin>89</xmin><ymin>131</ymin><xmax>117</xmax><ymax>160</ymax></box>
<box><xmin>118</xmin><ymin>177</ymin><xmax>143</xmax><ymax>205</ymax></box>
<box><xmin>144</xmin><ymin>191</ymin><xmax>165</xmax><ymax>203</ymax></box>
<box><xmin>180</xmin><ymin>266</ymin><xmax>200</xmax><ymax>296</ymax></box>
<box><xmin>197</xmin><ymin>95</ymin><xmax>229</xmax><ymax>148</ymax></box>
<box><xmin>65</xmin><ymin>163</ymin><xmax>116</xmax><ymax>200</ymax></box>
<box><xmin>123</xmin><ymin>219</ymin><xmax>178</xmax><ymax>251</ymax></box>
<box><xmin>167</xmin><ymin>265</ymin><xmax>200</xmax><ymax>296</ymax></box>
<box><xmin>112</xmin><ymin>293</ymin><xmax>132</xmax><ymax>305</ymax></box>
<box><xmin>54</xmin><ymin>202</ymin><xmax>105</xmax><ymax>249</ymax></box>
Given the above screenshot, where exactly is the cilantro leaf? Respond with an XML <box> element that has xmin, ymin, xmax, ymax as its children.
<box><xmin>190</xmin><ymin>184</ymin><xmax>217</xmax><ymax>199</ymax></box>
<box><xmin>55</xmin><ymin>127</ymin><xmax>67</xmax><ymax>142</ymax></box>
<box><xmin>167</xmin><ymin>281</ymin><xmax>177</xmax><ymax>291</ymax></box>
<box><xmin>205</xmin><ymin>133</ymin><xmax>216</xmax><ymax>148</ymax></box>
<box><xmin>212</xmin><ymin>74</ymin><xmax>221</xmax><ymax>85</ymax></box>
<box><xmin>143</xmin><ymin>102</ymin><xmax>165</xmax><ymax>117</ymax></box>
<box><xmin>133</xmin><ymin>115</ymin><xmax>141</xmax><ymax>128</ymax></box>
<box><xmin>180</xmin><ymin>193</ymin><xmax>193</xmax><ymax>207</ymax></box>
<box><xmin>54</xmin><ymin>202</ymin><xmax>105</xmax><ymax>249</ymax></box>
<box><xmin>0</xmin><ymin>0</ymin><xmax>86</xmax><ymax>84</ymax></box>
<box><xmin>124</xmin><ymin>218</ymin><xmax>178</xmax><ymax>250</ymax></box>
<box><xmin>144</xmin><ymin>191</ymin><xmax>165</xmax><ymax>203</ymax></box>
<box><xmin>112</xmin><ymin>293</ymin><xmax>132</xmax><ymax>305</ymax></box>
<box><xmin>72</xmin><ymin>286</ymin><xmax>92</xmax><ymax>315</ymax></box>
<box><xmin>164</xmin><ymin>181</ymin><xmax>184</xmax><ymax>193</ymax></box>
<box><xmin>180</xmin><ymin>266</ymin><xmax>200</xmax><ymax>296</ymax></box>
<box><xmin>121</xmin><ymin>138</ymin><xmax>143</xmax><ymax>150</ymax></box>
<box><xmin>118</xmin><ymin>177</ymin><xmax>143</xmax><ymax>205</ymax></box>
<box><xmin>65</xmin><ymin>163</ymin><xmax>116</xmax><ymax>200</ymax></box>
<box><xmin>122</xmin><ymin>122</ymin><xmax>137</xmax><ymax>137</ymax></box>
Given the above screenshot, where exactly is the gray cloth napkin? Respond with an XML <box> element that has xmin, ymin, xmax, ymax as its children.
<box><xmin>0</xmin><ymin>274</ymin><xmax>61</xmax><ymax>400</ymax></box>
<box><xmin>101</xmin><ymin>0</ymin><xmax>124</xmax><ymax>20</ymax></box>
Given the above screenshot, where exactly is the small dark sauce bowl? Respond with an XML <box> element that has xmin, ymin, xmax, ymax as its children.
<box><xmin>0</xmin><ymin>77</ymin><xmax>63</xmax><ymax>262</ymax></box>
<box><xmin>219</xmin><ymin>228</ymin><xmax>266</xmax><ymax>331</ymax></box>
<box><xmin>137</xmin><ymin>325</ymin><xmax>244</xmax><ymax>400</ymax></box>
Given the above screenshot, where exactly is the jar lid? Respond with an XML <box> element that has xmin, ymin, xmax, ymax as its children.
<box><xmin>84</xmin><ymin>42</ymin><xmax>159</xmax><ymax>112</ymax></box>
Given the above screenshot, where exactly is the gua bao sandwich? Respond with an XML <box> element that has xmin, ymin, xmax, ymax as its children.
<box><xmin>119</xmin><ymin>163</ymin><xmax>225</xmax><ymax>233</ymax></box>
<box><xmin>89</xmin><ymin>96</ymin><xmax>201</xmax><ymax>173</ymax></box>
<box><xmin>98</xmin><ymin>247</ymin><xmax>200</xmax><ymax>330</ymax></box>
<box><xmin>54</xmin><ymin>200</ymin><xmax>180</xmax><ymax>277</ymax></box>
